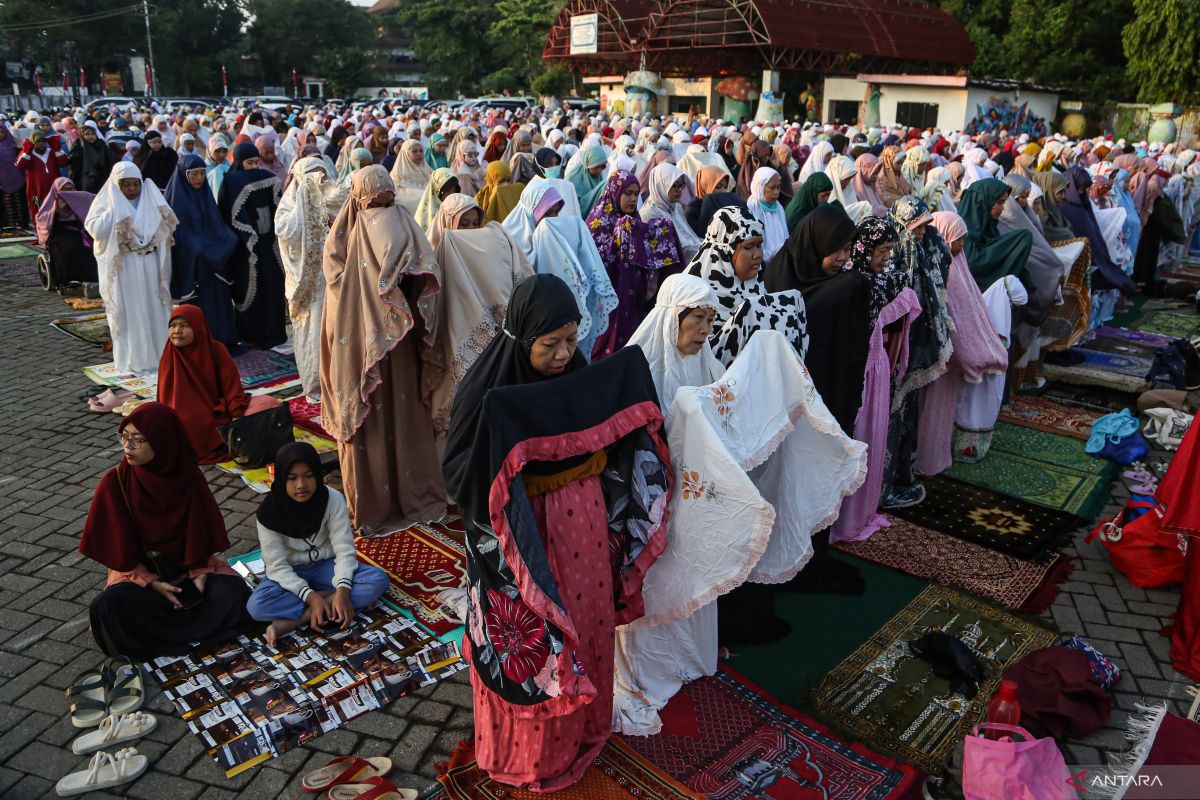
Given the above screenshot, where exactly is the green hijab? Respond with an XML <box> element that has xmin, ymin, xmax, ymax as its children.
<box><xmin>424</xmin><ymin>132</ymin><xmax>449</xmax><ymax>170</ymax></box>
<box><xmin>785</xmin><ymin>172</ymin><xmax>834</xmax><ymax>230</ymax></box>
<box><xmin>958</xmin><ymin>178</ymin><xmax>1033</xmax><ymax>291</ymax></box>
<box><xmin>563</xmin><ymin>145</ymin><xmax>608</xmax><ymax>216</ymax></box>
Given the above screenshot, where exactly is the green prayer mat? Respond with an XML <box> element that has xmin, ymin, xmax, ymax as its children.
<box><xmin>814</xmin><ymin>584</ymin><xmax>1057</xmax><ymax>774</ymax></box>
<box><xmin>1131</xmin><ymin>310</ymin><xmax>1200</xmax><ymax>340</ymax></box>
<box><xmin>0</xmin><ymin>242</ymin><xmax>38</xmax><ymax>260</ymax></box>
<box><xmin>944</xmin><ymin>422</ymin><xmax>1115</xmax><ymax>520</ymax></box>
<box><xmin>729</xmin><ymin>553</ymin><xmax>926</xmax><ymax>710</ymax></box>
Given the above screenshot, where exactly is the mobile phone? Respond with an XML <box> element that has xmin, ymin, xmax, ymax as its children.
<box><xmin>174</xmin><ymin>578</ymin><xmax>203</xmax><ymax>610</ymax></box>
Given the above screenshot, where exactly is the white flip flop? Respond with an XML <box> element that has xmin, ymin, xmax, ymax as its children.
<box><xmin>55</xmin><ymin>747</ymin><xmax>148</xmax><ymax>796</ymax></box>
<box><xmin>71</xmin><ymin>712</ymin><xmax>157</xmax><ymax>755</ymax></box>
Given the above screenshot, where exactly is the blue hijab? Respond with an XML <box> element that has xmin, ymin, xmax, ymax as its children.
<box><xmin>165</xmin><ymin>154</ymin><xmax>239</xmax><ymax>294</ymax></box>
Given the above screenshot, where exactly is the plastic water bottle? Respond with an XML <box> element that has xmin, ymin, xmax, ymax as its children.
<box><xmin>985</xmin><ymin>679</ymin><xmax>1022</xmax><ymax>740</ymax></box>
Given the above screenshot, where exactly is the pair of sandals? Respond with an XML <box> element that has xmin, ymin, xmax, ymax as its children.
<box><xmin>66</xmin><ymin>656</ymin><xmax>144</xmax><ymax>729</ymax></box>
<box><xmin>1122</xmin><ymin>467</ymin><xmax>1159</xmax><ymax>496</ymax></box>
<box><xmin>301</xmin><ymin>756</ymin><xmax>418</xmax><ymax>800</ymax></box>
<box><xmin>84</xmin><ymin>387</ymin><xmax>134</xmax><ymax>413</ymax></box>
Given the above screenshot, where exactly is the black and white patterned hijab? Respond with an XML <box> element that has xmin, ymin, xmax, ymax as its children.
<box><xmin>684</xmin><ymin>205</ymin><xmax>767</xmax><ymax>325</ymax></box>
<box><xmin>684</xmin><ymin>205</ymin><xmax>808</xmax><ymax>365</ymax></box>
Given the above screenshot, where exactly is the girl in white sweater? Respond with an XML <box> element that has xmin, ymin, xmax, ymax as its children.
<box><xmin>247</xmin><ymin>442</ymin><xmax>389</xmax><ymax>645</ymax></box>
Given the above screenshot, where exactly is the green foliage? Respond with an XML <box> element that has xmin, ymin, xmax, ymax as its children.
<box><xmin>388</xmin><ymin>0</ymin><xmax>500</xmax><ymax>97</ymax></box>
<box><xmin>488</xmin><ymin>0</ymin><xmax>563</xmax><ymax>87</ymax></box>
<box><xmin>480</xmin><ymin>68</ymin><xmax>524</xmax><ymax>96</ymax></box>
<box><xmin>934</xmin><ymin>0</ymin><xmax>1135</xmax><ymax>103</ymax></box>
<box><xmin>531</xmin><ymin>66</ymin><xmax>574</xmax><ymax>100</ymax></box>
<box><xmin>243</xmin><ymin>0</ymin><xmax>371</xmax><ymax>94</ymax></box>
<box><xmin>149</xmin><ymin>0</ymin><xmax>245</xmax><ymax>95</ymax></box>
<box><xmin>1122</xmin><ymin>0</ymin><xmax>1200</xmax><ymax>105</ymax></box>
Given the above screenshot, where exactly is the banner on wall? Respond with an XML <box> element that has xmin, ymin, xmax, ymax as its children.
<box><xmin>569</xmin><ymin>14</ymin><xmax>598</xmax><ymax>55</ymax></box>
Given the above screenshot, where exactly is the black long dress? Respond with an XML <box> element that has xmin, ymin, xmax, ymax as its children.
<box><xmin>68</xmin><ymin>137</ymin><xmax>116</xmax><ymax>193</ymax></box>
<box><xmin>218</xmin><ymin>168</ymin><xmax>288</xmax><ymax>348</ymax></box>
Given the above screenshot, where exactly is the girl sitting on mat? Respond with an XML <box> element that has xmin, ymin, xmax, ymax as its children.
<box><xmin>247</xmin><ymin>442</ymin><xmax>389</xmax><ymax>645</ymax></box>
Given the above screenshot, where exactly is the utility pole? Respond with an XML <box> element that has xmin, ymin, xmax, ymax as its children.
<box><xmin>141</xmin><ymin>0</ymin><xmax>158</xmax><ymax>95</ymax></box>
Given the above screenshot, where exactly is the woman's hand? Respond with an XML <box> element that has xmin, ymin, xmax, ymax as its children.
<box><xmin>306</xmin><ymin>592</ymin><xmax>330</xmax><ymax>629</ymax></box>
<box><xmin>151</xmin><ymin>580</ymin><xmax>183</xmax><ymax>609</ymax></box>
<box><xmin>330</xmin><ymin>588</ymin><xmax>355</xmax><ymax>629</ymax></box>
<box><xmin>193</xmin><ymin>573</ymin><xmax>207</xmax><ymax>594</ymax></box>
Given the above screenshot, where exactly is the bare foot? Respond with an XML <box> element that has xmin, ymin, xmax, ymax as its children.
<box><xmin>264</xmin><ymin>617</ymin><xmax>303</xmax><ymax>648</ymax></box>
<box><xmin>265</xmin><ymin>622</ymin><xmax>281</xmax><ymax>648</ymax></box>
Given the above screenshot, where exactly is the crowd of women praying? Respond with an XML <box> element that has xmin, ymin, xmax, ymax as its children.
<box><xmin>29</xmin><ymin>96</ymin><xmax>1199</xmax><ymax>791</ymax></box>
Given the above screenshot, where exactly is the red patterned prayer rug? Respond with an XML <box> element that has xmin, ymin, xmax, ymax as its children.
<box><xmin>438</xmin><ymin>736</ymin><xmax>705</xmax><ymax>800</ymax></box>
<box><xmin>833</xmin><ymin>516</ymin><xmax>1073</xmax><ymax>613</ymax></box>
<box><xmin>288</xmin><ymin>396</ymin><xmax>332</xmax><ymax>439</ymax></box>
<box><xmin>355</xmin><ymin>514</ymin><xmax>467</xmax><ymax>636</ymax></box>
<box><xmin>623</xmin><ymin>668</ymin><xmax>924</xmax><ymax>800</ymax></box>
<box><xmin>998</xmin><ymin>396</ymin><xmax>1101</xmax><ymax>442</ymax></box>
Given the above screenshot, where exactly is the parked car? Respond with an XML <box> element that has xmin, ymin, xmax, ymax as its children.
<box><xmin>562</xmin><ymin>98</ymin><xmax>600</xmax><ymax>113</ymax></box>
<box><xmin>82</xmin><ymin>96</ymin><xmax>144</xmax><ymax>113</ymax></box>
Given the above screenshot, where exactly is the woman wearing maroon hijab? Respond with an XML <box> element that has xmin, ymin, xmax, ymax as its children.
<box><xmin>80</xmin><ymin>402</ymin><xmax>251</xmax><ymax>658</ymax></box>
<box><xmin>157</xmin><ymin>304</ymin><xmax>252</xmax><ymax>463</ymax></box>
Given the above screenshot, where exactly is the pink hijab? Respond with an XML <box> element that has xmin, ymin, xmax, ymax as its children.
<box><xmin>852</xmin><ymin>153</ymin><xmax>888</xmax><ymax>216</ymax></box>
<box><xmin>35</xmin><ymin>177</ymin><xmax>94</xmax><ymax>246</ymax></box>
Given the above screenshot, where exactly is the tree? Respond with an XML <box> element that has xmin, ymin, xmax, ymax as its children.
<box><xmin>488</xmin><ymin>0</ymin><xmax>564</xmax><ymax>88</ymax></box>
<box><xmin>933</xmin><ymin>0</ymin><xmax>1135</xmax><ymax>103</ymax></box>
<box><xmin>242</xmin><ymin>0</ymin><xmax>371</xmax><ymax>93</ymax></box>
<box><xmin>387</xmin><ymin>0</ymin><xmax>500</xmax><ymax>97</ymax></box>
<box><xmin>1123</xmin><ymin>0</ymin><xmax>1200</xmax><ymax>104</ymax></box>
<box><xmin>532</xmin><ymin>66</ymin><xmax>574</xmax><ymax>100</ymax></box>
<box><xmin>152</xmin><ymin>0</ymin><xmax>245</xmax><ymax>95</ymax></box>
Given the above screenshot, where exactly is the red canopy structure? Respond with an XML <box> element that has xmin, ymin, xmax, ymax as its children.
<box><xmin>543</xmin><ymin>0</ymin><xmax>974</xmax><ymax>75</ymax></box>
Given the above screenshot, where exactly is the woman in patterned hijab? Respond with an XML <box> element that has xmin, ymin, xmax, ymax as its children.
<box><xmin>586</xmin><ymin>169</ymin><xmax>684</xmax><ymax>359</ymax></box>
<box><xmin>878</xmin><ymin>195</ymin><xmax>954</xmax><ymax>510</ymax></box>
<box><xmin>685</xmin><ymin>205</ymin><xmax>807</xmax><ymax>366</ymax></box>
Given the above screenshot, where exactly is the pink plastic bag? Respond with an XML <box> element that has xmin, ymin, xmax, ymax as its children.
<box><xmin>962</xmin><ymin>723</ymin><xmax>1075</xmax><ymax>800</ymax></box>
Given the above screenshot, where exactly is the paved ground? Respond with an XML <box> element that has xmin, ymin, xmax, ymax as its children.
<box><xmin>0</xmin><ymin>269</ymin><xmax>1194</xmax><ymax>798</ymax></box>
<box><xmin>0</xmin><ymin>277</ymin><xmax>473</xmax><ymax>799</ymax></box>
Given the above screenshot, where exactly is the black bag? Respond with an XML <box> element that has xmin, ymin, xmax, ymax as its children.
<box><xmin>1146</xmin><ymin>339</ymin><xmax>1200</xmax><ymax>390</ymax></box>
<box><xmin>217</xmin><ymin>404</ymin><xmax>295</xmax><ymax>469</ymax></box>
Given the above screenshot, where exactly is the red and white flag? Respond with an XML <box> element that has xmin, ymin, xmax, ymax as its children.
<box><xmin>144</xmin><ymin>61</ymin><xmax>153</xmax><ymax>93</ymax></box>
<box><xmin>34</xmin><ymin>68</ymin><xmax>42</xmax><ymax>93</ymax></box>
<box><xmin>221</xmin><ymin>64</ymin><xmax>228</xmax><ymax>97</ymax></box>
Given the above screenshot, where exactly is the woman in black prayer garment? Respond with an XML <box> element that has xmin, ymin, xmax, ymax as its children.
<box><xmin>218</xmin><ymin>142</ymin><xmax>288</xmax><ymax>348</ymax></box>
<box><xmin>762</xmin><ymin>202</ymin><xmax>871</xmax><ymax>595</ymax></box>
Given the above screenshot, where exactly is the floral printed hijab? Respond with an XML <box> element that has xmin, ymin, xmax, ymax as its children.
<box><xmin>585</xmin><ymin>169</ymin><xmax>683</xmax><ymax>275</ymax></box>
<box><xmin>847</xmin><ymin>214</ymin><xmax>905</xmax><ymax>326</ymax></box>
<box><xmin>888</xmin><ymin>195</ymin><xmax>954</xmax><ymax>401</ymax></box>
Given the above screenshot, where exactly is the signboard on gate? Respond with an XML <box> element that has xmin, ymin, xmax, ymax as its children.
<box><xmin>570</xmin><ymin>14</ymin><xmax>598</xmax><ymax>55</ymax></box>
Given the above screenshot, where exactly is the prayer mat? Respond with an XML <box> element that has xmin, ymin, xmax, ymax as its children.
<box><xmin>944</xmin><ymin>423</ymin><xmax>1117</xmax><ymax>521</ymax></box>
<box><xmin>288</xmin><ymin>396</ymin><xmax>332</xmax><ymax>439</ymax></box>
<box><xmin>355</xmin><ymin>517</ymin><xmax>468</xmax><ymax>637</ymax></box>
<box><xmin>0</xmin><ymin>227</ymin><xmax>34</xmax><ymax>240</ymax></box>
<box><xmin>0</xmin><ymin>254</ymin><xmax>40</xmax><ymax>286</ymax></box>
<box><xmin>1132</xmin><ymin>310</ymin><xmax>1200</xmax><ymax>340</ymax></box>
<box><xmin>146</xmin><ymin>600</ymin><xmax>465</xmax><ymax>777</ymax></box>
<box><xmin>814</xmin><ymin>584</ymin><xmax>1057</xmax><ymax>774</ymax></box>
<box><xmin>50</xmin><ymin>312</ymin><xmax>112</xmax><ymax>347</ymax></box>
<box><xmin>1039</xmin><ymin>361</ymin><xmax>1146</xmax><ymax>394</ymax></box>
<box><xmin>63</xmin><ymin>296</ymin><xmax>104</xmax><ymax>310</ymax></box>
<box><xmin>624</xmin><ymin>668</ymin><xmax>924</xmax><ymax>800</ymax></box>
<box><xmin>1039</xmin><ymin>384</ymin><xmax>1130</xmax><ymax>414</ymax></box>
<box><xmin>731</xmin><ymin>554</ymin><xmax>926</xmax><ymax>709</ymax></box>
<box><xmin>233</xmin><ymin>347</ymin><xmax>299</xmax><ymax>388</ymax></box>
<box><xmin>998</xmin><ymin>395</ymin><xmax>1101</xmax><ymax>441</ymax></box>
<box><xmin>214</xmin><ymin>428</ymin><xmax>336</xmax><ymax>493</ymax></box>
<box><xmin>891</xmin><ymin>473</ymin><xmax>1082</xmax><ymax>561</ymax></box>
<box><xmin>833</xmin><ymin>516</ymin><xmax>1073</xmax><ymax>613</ymax></box>
<box><xmin>0</xmin><ymin>242</ymin><xmax>38</xmax><ymax>260</ymax></box>
<box><xmin>438</xmin><ymin>737</ymin><xmax>705</xmax><ymax>800</ymax></box>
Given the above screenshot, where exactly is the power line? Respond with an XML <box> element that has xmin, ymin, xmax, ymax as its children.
<box><xmin>0</xmin><ymin>5</ymin><xmax>142</xmax><ymax>33</ymax></box>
